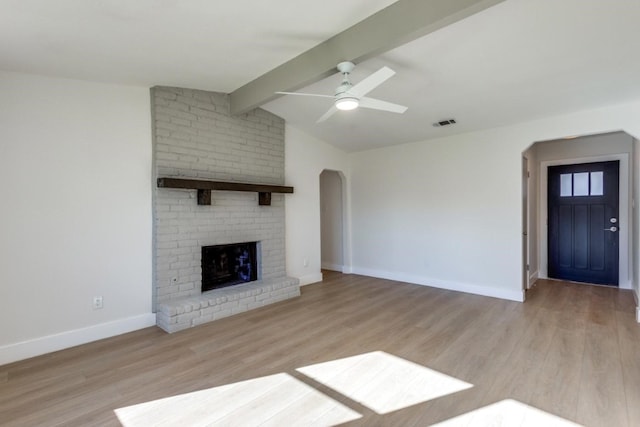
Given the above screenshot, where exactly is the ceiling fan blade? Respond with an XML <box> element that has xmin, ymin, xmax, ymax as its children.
<box><xmin>276</xmin><ymin>91</ymin><xmax>334</xmax><ymax>99</ymax></box>
<box><xmin>348</xmin><ymin>66</ymin><xmax>396</xmax><ymax>98</ymax></box>
<box><xmin>359</xmin><ymin>97</ymin><xmax>408</xmax><ymax>114</ymax></box>
<box><xmin>316</xmin><ymin>105</ymin><xmax>338</xmax><ymax>123</ymax></box>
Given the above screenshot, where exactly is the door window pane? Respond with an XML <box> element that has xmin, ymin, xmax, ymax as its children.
<box><xmin>560</xmin><ymin>174</ymin><xmax>572</xmax><ymax>197</ymax></box>
<box><xmin>590</xmin><ymin>171</ymin><xmax>603</xmax><ymax>195</ymax></box>
<box><xmin>573</xmin><ymin>172</ymin><xmax>589</xmax><ymax>196</ymax></box>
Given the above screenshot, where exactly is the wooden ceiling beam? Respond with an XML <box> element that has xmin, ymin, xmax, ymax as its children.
<box><xmin>229</xmin><ymin>0</ymin><xmax>505</xmax><ymax>115</ymax></box>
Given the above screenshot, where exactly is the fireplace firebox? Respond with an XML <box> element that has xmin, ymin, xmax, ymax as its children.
<box><xmin>201</xmin><ymin>242</ymin><xmax>258</xmax><ymax>292</ymax></box>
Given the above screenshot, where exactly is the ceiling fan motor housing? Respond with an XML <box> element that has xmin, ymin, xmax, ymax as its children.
<box><xmin>336</xmin><ymin>61</ymin><xmax>355</xmax><ymax>74</ymax></box>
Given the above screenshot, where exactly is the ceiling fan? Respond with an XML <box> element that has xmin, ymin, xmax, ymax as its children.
<box><xmin>276</xmin><ymin>61</ymin><xmax>408</xmax><ymax>123</ymax></box>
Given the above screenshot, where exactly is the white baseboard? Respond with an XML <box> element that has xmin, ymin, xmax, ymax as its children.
<box><xmin>351</xmin><ymin>267</ymin><xmax>525</xmax><ymax>302</ymax></box>
<box><xmin>0</xmin><ymin>313</ymin><xmax>157</xmax><ymax>366</ymax></box>
<box><xmin>297</xmin><ymin>272</ymin><xmax>324</xmax><ymax>286</ymax></box>
<box><xmin>321</xmin><ymin>262</ymin><xmax>344</xmax><ymax>272</ymax></box>
<box><xmin>619</xmin><ymin>280</ymin><xmax>633</xmax><ymax>290</ymax></box>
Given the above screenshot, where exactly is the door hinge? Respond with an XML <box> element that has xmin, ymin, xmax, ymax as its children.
<box><xmin>526</xmin><ymin>264</ymin><xmax>530</xmax><ymax>271</ymax></box>
<box><xmin>527</xmin><ymin>171</ymin><xmax>530</xmax><ymax>178</ymax></box>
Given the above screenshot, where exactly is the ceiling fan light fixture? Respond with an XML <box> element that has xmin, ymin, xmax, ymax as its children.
<box><xmin>335</xmin><ymin>97</ymin><xmax>359</xmax><ymax>111</ymax></box>
<box><xmin>278</xmin><ymin>62</ymin><xmax>406</xmax><ymax>123</ymax></box>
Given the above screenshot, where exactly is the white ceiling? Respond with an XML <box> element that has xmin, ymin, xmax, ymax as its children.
<box><xmin>3</xmin><ymin>0</ymin><xmax>640</xmax><ymax>152</ymax></box>
<box><xmin>0</xmin><ymin>0</ymin><xmax>396</xmax><ymax>91</ymax></box>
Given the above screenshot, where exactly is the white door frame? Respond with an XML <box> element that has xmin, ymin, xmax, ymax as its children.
<box><xmin>522</xmin><ymin>156</ymin><xmax>530</xmax><ymax>290</ymax></box>
<box><xmin>539</xmin><ymin>153</ymin><xmax>631</xmax><ymax>289</ymax></box>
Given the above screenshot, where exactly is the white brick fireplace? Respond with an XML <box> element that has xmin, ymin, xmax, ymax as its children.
<box><xmin>151</xmin><ymin>87</ymin><xmax>299</xmax><ymax>333</ymax></box>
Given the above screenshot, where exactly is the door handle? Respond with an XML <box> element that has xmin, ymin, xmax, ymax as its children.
<box><xmin>604</xmin><ymin>226</ymin><xmax>617</xmax><ymax>232</ymax></box>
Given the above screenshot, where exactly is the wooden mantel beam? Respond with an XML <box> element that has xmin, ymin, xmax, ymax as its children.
<box><xmin>157</xmin><ymin>178</ymin><xmax>294</xmax><ymax>206</ymax></box>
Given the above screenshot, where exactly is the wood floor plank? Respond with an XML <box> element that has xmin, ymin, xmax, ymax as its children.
<box><xmin>529</xmin><ymin>316</ymin><xmax>587</xmax><ymax>421</ymax></box>
<box><xmin>483</xmin><ymin>306</ymin><xmax>562</xmax><ymax>404</ymax></box>
<box><xmin>615</xmin><ymin>310</ymin><xmax>640</xmax><ymax>426</ymax></box>
<box><xmin>0</xmin><ymin>273</ymin><xmax>636</xmax><ymax>427</ymax></box>
<box><xmin>575</xmin><ymin>288</ymin><xmax>628</xmax><ymax>427</ymax></box>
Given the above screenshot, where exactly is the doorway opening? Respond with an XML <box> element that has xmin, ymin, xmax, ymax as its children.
<box><xmin>523</xmin><ymin>131</ymin><xmax>633</xmax><ymax>290</ymax></box>
<box><xmin>320</xmin><ymin>170</ymin><xmax>345</xmax><ymax>272</ymax></box>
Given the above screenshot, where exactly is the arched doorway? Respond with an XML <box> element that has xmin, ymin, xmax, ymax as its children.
<box><xmin>320</xmin><ymin>170</ymin><xmax>344</xmax><ymax>272</ymax></box>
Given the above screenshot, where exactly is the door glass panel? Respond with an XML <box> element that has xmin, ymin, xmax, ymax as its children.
<box><xmin>573</xmin><ymin>172</ymin><xmax>589</xmax><ymax>196</ymax></box>
<box><xmin>560</xmin><ymin>174</ymin><xmax>572</xmax><ymax>197</ymax></box>
<box><xmin>590</xmin><ymin>171</ymin><xmax>603</xmax><ymax>195</ymax></box>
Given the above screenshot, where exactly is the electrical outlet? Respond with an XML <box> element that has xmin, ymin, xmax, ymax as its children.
<box><xmin>93</xmin><ymin>296</ymin><xmax>103</xmax><ymax>310</ymax></box>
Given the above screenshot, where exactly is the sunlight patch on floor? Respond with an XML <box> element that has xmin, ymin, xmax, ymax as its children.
<box><xmin>432</xmin><ymin>399</ymin><xmax>582</xmax><ymax>426</ymax></box>
<box><xmin>297</xmin><ymin>351</ymin><xmax>473</xmax><ymax>414</ymax></box>
<box><xmin>114</xmin><ymin>373</ymin><xmax>361</xmax><ymax>427</ymax></box>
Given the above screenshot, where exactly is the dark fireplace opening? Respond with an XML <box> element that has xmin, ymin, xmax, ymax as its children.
<box><xmin>201</xmin><ymin>242</ymin><xmax>258</xmax><ymax>292</ymax></box>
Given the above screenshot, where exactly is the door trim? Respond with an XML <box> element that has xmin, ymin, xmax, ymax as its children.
<box><xmin>539</xmin><ymin>154</ymin><xmax>631</xmax><ymax>289</ymax></box>
<box><xmin>522</xmin><ymin>156</ymin><xmax>530</xmax><ymax>290</ymax></box>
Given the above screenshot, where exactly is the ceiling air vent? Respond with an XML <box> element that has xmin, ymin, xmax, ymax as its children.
<box><xmin>433</xmin><ymin>118</ymin><xmax>457</xmax><ymax>127</ymax></box>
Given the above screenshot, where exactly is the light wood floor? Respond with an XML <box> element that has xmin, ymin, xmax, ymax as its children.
<box><xmin>1</xmin><ymin>272</ymin><xmax>638</xmax><ymax>426</ymax></box>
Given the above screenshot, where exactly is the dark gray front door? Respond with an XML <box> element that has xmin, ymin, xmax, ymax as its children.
<box><xmin>548</xmin><ymin>161</ymin><xmax>619</xmax><ymax>286</ymax></box>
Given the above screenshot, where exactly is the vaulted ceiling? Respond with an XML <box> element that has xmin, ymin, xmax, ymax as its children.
<box><xmin>3</xmin><ymin>0</ymin><xmax>640</xmax><ymax>152</ymax></box>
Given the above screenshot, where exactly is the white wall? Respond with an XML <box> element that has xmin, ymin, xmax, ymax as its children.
<box><xmin>320</xmin><ymin>170</ymin><xmax>344</xmax><ymax>271</ymax></box>
<box><xmin>0</xmin><ymin>72</ymin><xmax>154</xmax><ymax>364</ymax></box>
<box><xmin>285</xmin><ymin>125</ymin><xmax>350</xmax><ymax>285</ymax></box>
<box><xmin>534</xmin><ymin>132</ymin><xmax>633</xmax><ymax>162</ymax></box>
<box><xmin>533</xmin><ymin>132</ymin><xmax>633</xmax><ymax>288</ymax></box>
<box><xmin>349</xmin><ymin>100</ymin><xmax>640</xmax><ymax>302</ymax></box>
